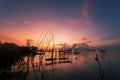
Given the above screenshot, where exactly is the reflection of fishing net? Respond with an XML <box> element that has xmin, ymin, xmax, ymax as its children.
<box><xmin>36</xmin><ymin>31</ymin><xmax>54</xmax><ymax>51</ymax></box>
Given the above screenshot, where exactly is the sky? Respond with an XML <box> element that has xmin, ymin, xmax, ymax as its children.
<box><xmin>0</xmin><ymin>0</ymin><xmax>120</xmax><ymax>47</ymax></box>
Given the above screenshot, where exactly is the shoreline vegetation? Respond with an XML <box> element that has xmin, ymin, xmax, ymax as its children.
<box><xmin>0</xmin><ymin>41</ymin><xmax>37</xmax><ymax>70</ymax></box>
<box><xmin>0</xmin><ymin>41</ymin><xmax>38</xmax><ymax>79</ymax></box>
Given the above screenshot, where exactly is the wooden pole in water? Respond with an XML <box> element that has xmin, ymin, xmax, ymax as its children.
<box><xmin>95</xmin><ymin>52</ymin><xmax>104</xmax><ymax>80</ymax></box>
<box><xmin>31</xmin><ymin>56</ymin><xmax>39</xmax><ymax>80</ymax></box>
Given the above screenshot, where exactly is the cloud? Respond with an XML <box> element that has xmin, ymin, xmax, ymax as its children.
<box><xmin>2</xmin><ymin>19</ymin><xmax>16</xmax><ymax>24</ymax></box>
<box><xmin>23</xmin><ymin>20</ymin><xmax>30</xmax><ymax>24</ymax></box>
<box><xmin>81</xmin><ymin>0</ymin><xmax>89</xmax><ymax>19</ymax></box>
<box><xmin>80</xmin><ymin>37</ymin><xmax>87</xmax><ymax>41</ymax></box>
<box><xmin>79</xmin><ymin>37</ymin><xmax>92</xmax><ymax>43</ymax></box>
<box><xmin>2</xmin><ymin>19</ymin><xmax>30</xmax><ymax>25</ymax></box>
<box><xmin>66</xmin><ymin>19</ymin><xmax>92</xmax><ymax>26</ymax></box>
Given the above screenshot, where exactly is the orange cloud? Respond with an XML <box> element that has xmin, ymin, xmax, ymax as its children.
<box><xmin>78</xmin><ymin>37</ymin><xmax>92</xmax><ymax>43</ymax></box>
<box><xmin>80</xmin><ymin>37</ymin><xmax>87</xmax><ymax>41</ymax></box>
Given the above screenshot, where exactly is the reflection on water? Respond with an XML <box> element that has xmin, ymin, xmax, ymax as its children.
<box><xmin>1</xmin><ymin>49</ymin><xmax>120</xmax><ymax>80</ymax></box>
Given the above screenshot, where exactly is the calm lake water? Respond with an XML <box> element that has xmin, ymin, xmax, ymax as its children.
<box><xmin>3</xmin><ymin>48</ymin><xmax>120</xmax><ymax>80</ymax></box>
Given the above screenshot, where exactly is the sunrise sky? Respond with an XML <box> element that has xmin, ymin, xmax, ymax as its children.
<box><xmin>0</xmin><ymin>0</ymin><xmax>120</xmax><ymax>47</ymax></box>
